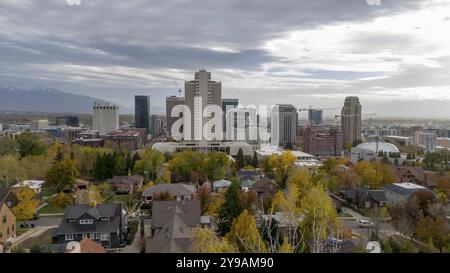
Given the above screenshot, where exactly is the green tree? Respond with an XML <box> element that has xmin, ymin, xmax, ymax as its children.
<box><xmin>134</xmin><ymin>149</ymin><xmax>165</xmax><ymax>180</ymax></box>
<box><xmin>17</xmin><ymin>130</ymin><xmax>47</xmax><ymax>157</ymax></box>
<box><xmin>416</xmin><ymin>216</ymin><xmax>450</xmax><ymax>253</ymax></box>
<box><xmin>0</xmin><ymin>137</ymin><xmax>18</xmax><ymax>156</ymax></box>
<box><xmin>49</xmin><ymin>192</ymin><xmax>73</xmax><ymax>209</ymax></box>
<box><xmin>46</xmin><ymin>157</ymin><xmax>79</xmax><ymax>191</ymax></box>
<box><xmin>0</xmin><ymin>155</ymin><xmax>25</xmax><ymax>186</ymax></box>
<box><xmin>218</xmin><ymin>181</ymin><xmax>243</xmax><ymax>236</ymax></box>
<box><xmin>252</xmin><ymin>152</ymin><xmax>259</xmax><ymax>168</ymax></box>
<box><xmin>236</xmin><ymin>149</ymin><xmax>245</xmax><ymax>169</ymax></box>
<box><xmin>203</xmin><ymin>152</ymin><xmax>231</xmax><ymax>181</ymax></box>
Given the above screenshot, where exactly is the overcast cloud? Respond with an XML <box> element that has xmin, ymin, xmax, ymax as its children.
<box><xmin>1</xmin><ymin>0</ymin><xmax>449</xmax><ymax>117</ymax></box>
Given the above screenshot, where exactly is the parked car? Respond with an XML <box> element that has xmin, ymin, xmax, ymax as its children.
<box><xmin>326</xmin><ymin>236</ymin><xmax>343</xmax><ymax>244</ymax></box>
<box><xmin>358</xmin><ymin>220</ymin><xmax>374</xmax><ymax>228</ymax></box>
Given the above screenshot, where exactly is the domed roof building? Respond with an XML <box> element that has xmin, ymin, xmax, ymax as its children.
<box><xmin>351</xmin><ymin>141</ymin><xmax>403</xmax><ymax>164</ymax></box>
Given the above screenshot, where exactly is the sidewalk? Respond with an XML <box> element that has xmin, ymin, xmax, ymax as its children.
<box><xmin>11</xmin><ymin>226</ymin><xmax>57</xmax><ymax>248</ymax></box>
<box><xmin>341</xmin><ymin>207</ymin><xmax>368</xmax><ymax>220</ymax></box>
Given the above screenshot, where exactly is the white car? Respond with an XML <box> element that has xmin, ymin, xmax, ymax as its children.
<box><xmin>358</xmin><ymin>220</ymin><xmax>374</xmax><ymax>228</ymax></box>
<box><xmin>326</xmin><ymin>236</ymin><xmax>343</xmax><ymax>244</ymax></box>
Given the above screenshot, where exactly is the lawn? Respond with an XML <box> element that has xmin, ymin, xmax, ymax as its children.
<box><xmin>38</xmin><ymin>203</ymin><xmax>65</xmax><ymax>214</ymax></box>
<box><xmin>16</xmin><ymin>228</ymin><xmax>30</xmax><ymax>236</ymax></box>
<box><xmin>127</xmin><ymin>221</ymin><xmax>139</xmax><ymax>245</ymax></box>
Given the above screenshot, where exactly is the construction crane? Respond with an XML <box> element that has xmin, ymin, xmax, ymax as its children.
<box><xmin>298</xmin><ymin>106</ymin><xmax>340</xmax><ymax>112</ymax></box>
<box><xmin>172</xmin><ymin>80</ymin><xmax>182</xmax><ymax>97</ymax></box>
<box><xmin>334</xmin><ymin>113</ymin><xmax>377</xmax><ymax>119</ymax></box>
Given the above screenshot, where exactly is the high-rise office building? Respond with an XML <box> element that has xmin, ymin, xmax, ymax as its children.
<box><xmin>304</xmin><ymin>125</ymin><xmax>342</xmax><ymax>158</ymax></box>
<box><xmin>135</xmin><ymin>95</ymin><xmax>150</xmax><ymax>134</ymax></box>
<box><xmin>271</xmin><ymin>104</ymin><xmax>298</xmax><ymax>148</ymax></box>
<box><xmin>226</xmin><ymin>107</ymin><xmax>257</xmax><ymax>142</ymax></box>
<box><xmin>150</xmin><ymin>114</ymin><xmax>166</xmax><ymax>138</ymax></box>
<box><xmin>308</xmin><ymin>109</ymin><xmax>323</xmax><ymax>125</ymax></box>
<box><xmin>341</xmin><ymin>96</ymin><xmax>362</xmax><ymax>148</ymax></box>
<box><xmin>185</xmin><ymin>69</ymin><xmax>222</xmax><ymax>140</ymax></box>
<box><xmin>93</xmin><ymin>102</ymin><xmax>119</xmax><ymax>136</ymax></box>
<box><xmin>166</xmin><ymin>96</ymin><xmax>185</xmax><ymax>140</ymax></box>
<box><xmin>56</xmin><ymin>116</ymin><xmax>80</xmax><ymax>127</ymax></box>
<box><xmin>222</xmin><ymin>98</ymin><xmax>239</xmax><ymax>133</ymax></box>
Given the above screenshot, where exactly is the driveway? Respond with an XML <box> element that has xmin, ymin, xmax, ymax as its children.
<box><xmin>19</xmin><ymin>216</ymin><xmax>62</xmax><ymax>228</ymax></box>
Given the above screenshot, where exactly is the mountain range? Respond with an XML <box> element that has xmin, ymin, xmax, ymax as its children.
<box><xmin>0</xmin><ymin>85</ymin><xmax>112</xmax><ymax>113</ymax></box>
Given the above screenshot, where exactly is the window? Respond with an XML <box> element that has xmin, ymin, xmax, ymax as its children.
<box><xmin>2</xmin><ymin>215</ymin><xmax>6</xmax><ymax>224</ymax></box>
<box><xmin>95</xmin><ymin>233</ymin><xmax>100</xmax><ymax>240</ymax></box>
<box><xmin>65</xmin><ymin>234</ymin><xmax>74</xmax><ymax>241</ymax></box>
<box><xmin>100</xmin><ymin>233</ymin><xmax>109</xmax><ymax>241</ymax></box>
<box><xmin>89</xmin><ymin>233</ymin><xmax>95</xmax><ymax>239</ymax></box>
<box><xmin>100</xmin><ymin>217</ymin><xmax>109</xmax><ymax>221</ymax></box>
<box><xmin>79</xmin><ymin>219</ymin><xmax>94</xmax><ymax>224</ymax></box>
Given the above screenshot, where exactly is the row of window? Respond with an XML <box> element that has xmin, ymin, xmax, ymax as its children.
<box><xmin>65</xmin><ymin>233</ymin><xmax>109</xmax><ymax>241</ymax></box>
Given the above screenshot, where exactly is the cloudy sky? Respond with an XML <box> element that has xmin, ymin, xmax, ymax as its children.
<box><xmin>1</xmin><ymin>0</ymin><xmax>450</xmax><ymax>117</ymax></box>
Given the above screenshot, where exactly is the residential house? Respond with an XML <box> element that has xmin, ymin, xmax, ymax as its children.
<box><xmin>253</xmin><ymin>177</ymin><xmax>280</xmax><ymax>201</ymax></box>
<box><xmin>0</xmin><ymin>187</ymin><xmax>19</xmax><ymax>209</ymax></box>
<box><xmin>395</xmin><ymin>166</ymin><xmax>437</xmax><ymax>188</ymax></box>
<box><xmin>212</xmin><ymin>180</ymin><xmax>232</xmax><ymax>192</ymax></box>
<box><xmin>340</xmin><ymin>186</ymin><xmax>387</xmax><ymax>209</ymax></box>
<box><xmin>53</xmin><ymin>203</ymin><xmax>127</xmax><ymax>249</ymax></box>
<box><xmin>240</xmin><ymin>180</ymin><xmax>256</xmax><ymax>192</ymax></box>
<box><xmin>236</xmin><ymin>169</ymin><xmax>261</xmax><ymax>182</ymax></box>
<box><xmin>0</xmin><ymin>202</ymin><xmax>16</xmax><ymax>247</ymax></box>
<box><xmin>107</xmin><ymin>175</ymin><xmax>144</xmax><ymax>194</ymax></box>
<box><xmin>146</xmin><ymin>200</ymin><xmax>201</xmax><ymax>253</ymax></box>
<box><xmin>382</xmin><ymin>182</ymin><xmax>432</xmax><ymax>205</ymax></box>
<box><xmin>65</xmin><ymin>238</ymin><xmax>107</xmax><ymax>253</ymax></box>
<box><xmin>141</xmin><ymin>183</ymin><xmax>196</xmax><ymax>204</ymax></box>
<box><xmin>12</xmin><ymin>180</ymin><xmax>45</xmax><ymax>193</ymax></box>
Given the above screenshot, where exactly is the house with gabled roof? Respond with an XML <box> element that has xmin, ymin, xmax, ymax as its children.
<box><xmin>146</xmin><ymin>200</ymin><xmax>201</xmax><ymax>253</ymax></box>
<box><xmin>52</xmin><ymin>203</ymin><xmax>127</xmax><ymax>249</ymax></box>
<box><xmin>0</xmin><ymin>187</ymin><xmax>19</xmax><ymax>209</ymax></box>
<box><xmin>141</xmin><ymin>183</ymin><xmax>196</xmax><ymax>204</ymax></box>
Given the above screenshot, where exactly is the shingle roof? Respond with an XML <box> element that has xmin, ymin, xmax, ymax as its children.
<box><xmin>142</xmin><ymin>183</ymin><xmax>195</xmax><ymax>197</ymax></box>
<box><xmin>146</xmin><ymin>200</ymin><xmax>200</xmax><ymax>253</ymax></box>
<box><xmin>56</xmin><ymin>203</ymin><xmax>122</xmax><ymax>235</ymax></box>
<box><xmin>151</xmin><ymin>200</ymin><xmax>201</xmax><ymax>229</ymax></box>
<box><xmin>0</xmin><ymin>187</ymin><xmax>11</xmax><ymax>201</ymax></box>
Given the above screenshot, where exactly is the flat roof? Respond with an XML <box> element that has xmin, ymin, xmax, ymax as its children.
<box><xmin>393</xmin><ymin>182</ymin><xmax>426</xmax><ymax>190</ymax></box>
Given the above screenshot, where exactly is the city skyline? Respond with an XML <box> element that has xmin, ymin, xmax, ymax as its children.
<box><xmin>1</xmin><ymin>0</ymin><xmax>450</xmax><ymax>118</ymax></box>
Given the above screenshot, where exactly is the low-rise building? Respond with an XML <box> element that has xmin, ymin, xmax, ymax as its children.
<box><xmin>53</xmin><ymin>203</ymin><xmax>127</xmax><ymax>249</ymax></box>
<box><xmin>104</xmin><ymin>129</ymin><xmax>146</xmax><ymax>151</ymax></box>
<box><xmin>382</xmin><ymin>182</ymin><xmax>431</xmax><ymax>204</ymax></box>
<box><xmin>107</xmin><ymin>175</ymin><xmax>144</xmax><ymax>194</ymax></box>
<box><xmin>152</xmin><ymin>141</ymin><xmax>257</xmax><ymax>156</ymax></box>
<box><xmin>350</xmin><ymin>141</ymin><xmax>404</xmax><ymax>164</ymax></box>
<box><xmin>141</xmin><ymin>183</ymin><xmax>196</xmax><ymax>204</ymax></box>
<box><xmin>12</xmin><ymin>180</ymin><xmax>45</xmax><ymax>193</ymax></box>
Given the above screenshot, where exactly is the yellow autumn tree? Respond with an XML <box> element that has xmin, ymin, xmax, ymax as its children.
<box><xmin>189</xmin><ymin>227</ymin><xmax>238</xmax><ymax>253</ymax></box>
<box><xmin>269</xmin><ymin>151</ymin><xmax>296</xmax><ymax>188</ymax></box>
<box><xmin>286</xmin><ymin>168</ymin><xmax>311</xmax><ymax>199</ymax></box>
<box><xmin>12</xmin><ymin>187</ymin><xmax>39</xmax><ymax>221</ymax></box>
<box><xmin>226</xmin><ymin>210</ymin><xmax>267</xmax><ymax>253</ymax></box>
<box><xmin>277</xmin><ymin>237</ymin><xmax>294</xmax><ymax>253</ymax></box>
<box><xmin>300</xmin><ymin>185</ymin><xmax>339</xmax><ymax>253</ymax></box>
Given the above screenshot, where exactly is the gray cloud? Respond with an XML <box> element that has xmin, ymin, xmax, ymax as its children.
<box><xmin>1</xmin><ymin>0</ymin><xmax>448</xmax><ymax>118</ymax></box>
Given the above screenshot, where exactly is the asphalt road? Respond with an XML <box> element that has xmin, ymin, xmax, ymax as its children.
<box><xmin>19</xmin><ymin>216</ymin><xmax>62</xmax><ymax>228</ymax></box>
